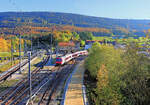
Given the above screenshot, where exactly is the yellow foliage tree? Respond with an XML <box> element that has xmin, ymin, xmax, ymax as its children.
<box><xmin>0</xmin><ymin>37</ymin><xmax>9</xmax><ymax>52</ymax></box>
<box><xmin>97</xmin><ymin>64</ymin><xmax>108</xmax><ymax>90</ymax></box>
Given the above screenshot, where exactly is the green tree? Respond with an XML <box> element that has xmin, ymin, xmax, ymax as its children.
<box><xmin>53</xmin><ymin>31</ymin><xmax>73</xmax><ymax>43</ymax></box>
<box><xmin>120</xmin><ymin>43</ymin><xmax>150</xmax><ymax>105</ymax></box>
<box><xmin>80</xmin><ymin>40</ymin><xmax>85</xmax><ymax>47</ymax></box>
<box><xmin>85</xmin><ymin>42</ymin><xmax>101</xmax><ymax>78</ymax></box>
<box><xmin>72</xmin><ymin>32</ymin><xmax>80</xmax><ymax>41</ymax></box>
<box><xmin>79</xmin><ymin>32</ymin><xmax>94</xmax><ymax>41</ymax></box>
<box><xmin>96</xmin><ymin>46</ymin><xmax>124</xmax><ymax>105</ymax></box>
<box><xmin>85</xmin><ymin>42</ymin><xmax>150</xmax><ymax>105</ymax></box>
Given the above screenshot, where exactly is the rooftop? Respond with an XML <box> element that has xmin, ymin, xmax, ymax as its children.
<box><xmin>58</xmin><ymin>42</ymin><xmax>75</xmax><ymax>47</ymax></box>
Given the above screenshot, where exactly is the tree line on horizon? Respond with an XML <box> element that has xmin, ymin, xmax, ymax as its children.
<box><xmin>0</xmin><ymin>24</ymin><xmax>149</xmax><ymax>38</ymax></box>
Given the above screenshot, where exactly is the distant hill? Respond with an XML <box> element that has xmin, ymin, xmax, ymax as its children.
<box><xmin>0</xmin><ymin>12</ymin><xmax>150</xmax><ymax>37</ymax></box>
<box><xmin>0</xmin><ymin>12</ymin><xmax>150</xmax><ymax>30</ymax></box>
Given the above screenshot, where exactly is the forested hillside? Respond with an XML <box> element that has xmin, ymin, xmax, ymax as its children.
<box><xmin>0</xmin><ymin>12</ymin><xmax>150</xmax><ymax>31</ymax></box>
<box><xmin>0</xmin><ymin>12</ymin><xmax>150</xmax><ymax>38</ymax></box>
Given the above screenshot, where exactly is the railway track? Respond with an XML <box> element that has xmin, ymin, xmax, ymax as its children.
<box><xmin>0</xmin><ymin>55</ymin><xmax>85</xmax><ymax>105</ymax></box>
<box><xmin>0</xmin><ymin>55</ymin><xmax>50</xmax><ymax>105</ymax></box>
<box><xmin>46</xmin><ymin>64</ymin><xmax>75</xmax><ymax>105</ymax></box>
<box><xmin>30</xmin><ymin>60</ymin><xmax>77</xmax><ymax>105</ymax></box>
<box><xmin>0</xmin><ymin>53</ymin><xmax>39</xmax><ymax>82</ymax></box>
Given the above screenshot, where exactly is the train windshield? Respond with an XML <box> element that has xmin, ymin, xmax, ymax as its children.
<box><xmin>56</xmin><ymin>58</ymin><xmax>62</xmax><ymax>62</ymax></box>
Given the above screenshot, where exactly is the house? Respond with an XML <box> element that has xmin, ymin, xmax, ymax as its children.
<box><xmin>57</xmin><ymin>42</ymin><xmax>75</xmax><ymax>54</ymax></box>
<box><xmin>84</xmin><ymin>40</ymin><xmax>116</xmax><ymax>49</ymax></box>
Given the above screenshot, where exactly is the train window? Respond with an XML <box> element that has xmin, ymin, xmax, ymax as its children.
<box><xmin>66</xmin><ymin>56</ymin><xmax>70</xmax><ymax>60</ymax></box>
<box><xmin>56</xmin><ymin>58</ymin><xmax>62</xmax><ymax>62</ymax></box>
<box><xmin>65</xmin><ymin>57</ymin><xmax>68</xmax><ymax>60</ymax></box>
<box><xmin>73</xmin><ymin>54</ymin><xmax>77</xmax><ymax>57</ymax></box>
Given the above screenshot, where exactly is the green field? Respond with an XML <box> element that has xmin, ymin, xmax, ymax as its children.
<box><xmin>93</xmin><ymin>36</ymin><xmax>150</xmax><ymax>46</ymax></box>
<box><xmin>0</xmin><ymin>79</ymin><xmax>19</xmax><ymax>92</ymax></box>
<box><xmin>93</xmin><ymin>36</ymin><xmax>115</xmax><ymax>41</ymax></box>
<box><xmin>0</xmin><ymin>52</ymin><xmax>24</xmax><ymax>58</ymax></box>
<box><xmin>0</xmin><ymin>60</ymin><xmax>19</xmax><ymax>72</ymax></box>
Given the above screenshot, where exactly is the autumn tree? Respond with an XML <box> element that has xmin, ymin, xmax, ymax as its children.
<box><xmin>0</xmin><ymin>37</ymin><xmax>9</xmax><ymax>52</ymax></box>
<box><xmin>144</xmin><ymin>29</ymin><xmax>150</xmax><ymax>39</ymax></box>
<box><xmin>85</xmin><ymin>43</ymin><xmax>124</xmax><ymax>105</ymax></box>
<box><xmin>85</xmin><ymin>42</ymin><xmax>150</xmax><ymax>105</ymax></box>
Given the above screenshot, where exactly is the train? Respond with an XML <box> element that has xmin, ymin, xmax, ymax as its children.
<box><xmin>56</xmin><ymin>50</ymin><xmax>88</xmax><ymax>65</ymax></box>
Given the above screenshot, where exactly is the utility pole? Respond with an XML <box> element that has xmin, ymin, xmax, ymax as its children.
<box><xmin>38</xmin><ymin>37</ymin><xmax>39</xmax><ymax>49</ymax></box>
<box><xmin>50</xmin><ymin>26</ymin><xmax>54</xmax><ymax>65</ymax></box>
<box><xmin>11</xmin><ymin>37</ymin><xmax>13</xmax><ymax>66</ymax></box>
<box><xmin>28</xmin><ymin>52</ymin><xmax>32</xmax><ymax>103</ymax></box>
<box><xmin>31</xmin><ymin>34</ymin><xmax>32</xmax><ymax>53</ymax></box>
<box><xmin>50</xmin><ymin>33</ymin><xmax>53</xmax><ymax>65</ymax></box>
<box><xmin>24</xmin><ymin>39</ymin><xmax>26</xmax><ymax>58</ymax></box>
<box><xmin>19</xmin><ymin>34</ymin><xmax>22</xmax><ymax>73</ymax></box>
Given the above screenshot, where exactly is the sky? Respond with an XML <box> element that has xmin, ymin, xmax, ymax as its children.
<box><xmin>0</xmin><ymin>0</ymin><xmax>150</xmax><ymax>19</ymax></box>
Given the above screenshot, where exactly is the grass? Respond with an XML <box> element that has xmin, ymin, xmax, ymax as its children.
<box><xmin>22</xmin><ymin>55</ymin><xmax>46</xmax><ymax>75</ymax></box>
<box><xmin>93</xmin><ymin>36</ymin><xmax>150</xmax><ymax>45</ymax></box>
<box><xmin>93</xmin><ymin>36</ymin><xmax>115</xmax><ymax>41</ymax></box>
<box><xmin>0</xmin><ymin>52</ymin><xmax>24</xmax><ymax>57</ymax></box>
<box><xmin>0</xmin><ymin>52</ymin><xmax>11</xmax><ymax>57</ymax></box>
<box><xmin>30</xmin><ymin>58</ymin><xmax>43</xmax><ymax>71</ymax></box>
<box><xmin>0</xmin><ymin>79</ymin><xmax>19</xmax><ymax>93</ymax></box>
<box><xmin>0</xmin><ymin>59</ymin><xmax>9</xmax><ymax>64</ymax></box>
<box><xmin>0</xmin><ymin>60</ymin><xmax>19</xmax><ymax>72</ymax></box>
<box><xmin>0</xmin><ymin>54</ymin><xmax>45</xmax><ymax>73</ymax></box>
<box><xmin>0</xmin><ymin>56</ymin><xmax>45</xmax><ymax>93</ymax></box>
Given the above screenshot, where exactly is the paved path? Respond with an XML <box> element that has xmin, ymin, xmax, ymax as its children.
<box><xmin>64</xmin><ymin>61</ymin><xmax>85</xmax><ymax>105</ymax></box>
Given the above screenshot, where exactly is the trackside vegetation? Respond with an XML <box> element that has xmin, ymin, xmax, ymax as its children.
<box><xmin>85</xmin><ymin>42</ymin><xmax>150</xmax><ymax>105</ymax></box>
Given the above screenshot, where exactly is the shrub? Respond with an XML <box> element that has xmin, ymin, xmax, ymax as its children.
<box><xmin>85</xmin><ymin>42</ymin><xmax>150</xmax><ymax>105</ymax></box>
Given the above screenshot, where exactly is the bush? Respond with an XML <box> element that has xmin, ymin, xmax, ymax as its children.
<box><xmin>85</xmin><ymin>42</ymin><xmax>101</xmax><ymax>79</ymax></box>
<box><xmin>85</xmin><ymin>42</ymin><xmax>150</xmax><ymax>105</ymax></box>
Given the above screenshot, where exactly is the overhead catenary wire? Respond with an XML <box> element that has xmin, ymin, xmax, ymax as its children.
<box><xmin>8</xmin><ymin>0</ymin><xmax>33</xmax><ymax>103</ymax></box>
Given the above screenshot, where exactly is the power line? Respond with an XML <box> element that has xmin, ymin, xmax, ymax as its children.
<box><xmin>9</xmin><ymin>0</ymin><xmax>24</xmax><ymax>73</ymax></box>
